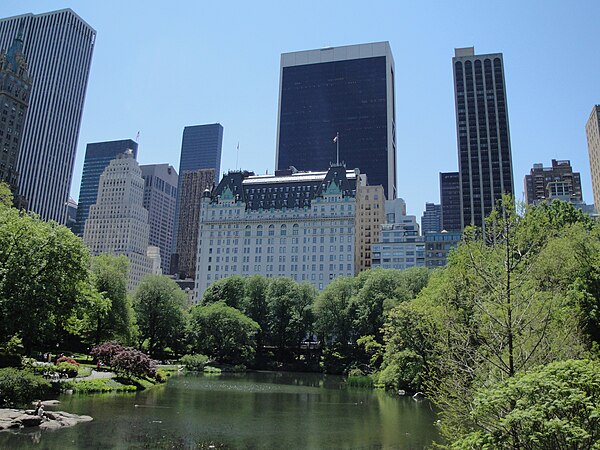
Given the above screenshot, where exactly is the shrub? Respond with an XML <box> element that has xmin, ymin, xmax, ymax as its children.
<box><xmin>90</xmin><ymin>342</ymin><xmax>126</xmax><ymax>366</ymax></box>
<box><xmin>55</xmin><ymin>362</ymin><xmax>79</xmax><ymax>378</ymax></box>
<box><xmin>64</xmin><ymin>378</ymin><xmax>137</xmax><ymax>393</ymax></box>
<box><xmin>110</xmin><ymin>348</ymin><xmax>156</xmax><ymax>378</ymax></box>
<box><xmin>0</xmin><ymin>368</ymin><xmax>51</xmax><ymax>407</ymax></box>
<box><xmin>180</xmin><ymin>354</ymin><xmax>209</xmax><ymax>371</ymax></box>
<box><xmin>56</xmin><ymin>356</ymin><xmax>80</xmax><ymax>367</ymax></box>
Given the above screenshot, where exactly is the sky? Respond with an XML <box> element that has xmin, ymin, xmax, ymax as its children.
<box><xmin>3</xmin><ymin>0</ymin><xmax>600</xmax><ymax>219</ymax></box>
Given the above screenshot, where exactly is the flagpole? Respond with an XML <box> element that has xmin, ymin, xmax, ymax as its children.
<box><xmin>236</xmin><ymin>142</ymin><xmax>239</xmax><ymax>170</ymax></box>
<box><xmin>336</xmin><ymin>132</ymin><xmax>339</xmax><ymax>164</ymax></box>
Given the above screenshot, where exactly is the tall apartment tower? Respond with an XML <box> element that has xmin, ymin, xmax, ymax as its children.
<box><xmin>83</xmin><ymin>151</ymin><xmax>155</xmax><ymax>290</ymax></box>
<box><xmin>0</xmin><ymin>9</ymin><xmax>95</xmax><ymax>223</ymax></box>
<box><xmin>0</xmin><ymin>26</ymin><xmax>31</xmax><ymax>207</ymax></box>
<box><xmin>453</xmin><ymin>47</ymin><xmax>514</xmax><ymax>230</ymax></box>
<box><xmin>74</xmin><ymin>139</ymin><xmax>138</xmax><ymax>236</ymax></box>
<box><xmin>440</xmin><ymin>172</ymin><xmax>462</xmax><ymax>232</ymax></box>
<box><xmin>276</xmin><ymin>42</ymin><xmax>397</xmax><ymax>200</ymax></box>
<box><xmin>140</xmin><ymin>164</ymin><xmax>178</xmax><ymax>274</ymax></box>
<box><xmin>173</xmin><ymin>168</ymin><xmax>216</xmax><ymax>279</ymax></box>
<box><xmin>524</xmin><ymin>159</ymin><xmax>582</xmax><ymax>205</ymax></box>
<box><xmin>586</xmin><ymin>105</ymin><xmax>600</xmax><ymax>210</ymax></box>
<box><xmin>171</xmin><ymin>123</ymin><xmax>223</xmax><ymax>271</ymax></box>
<box><xmin>421</xmin><ymin>203</ymin><xmax>441</xmax><ymax>235</ymax></box>
<box><xmin>355</xmin><ymin>184</ymin><xmax>385</xmax><ymax>273</ymax></box>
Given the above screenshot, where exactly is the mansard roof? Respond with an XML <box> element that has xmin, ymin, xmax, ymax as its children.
<box><xmin>211</xmin><ymin>165</ymin><xmax>358</xmax><ymax>210</ymax></box>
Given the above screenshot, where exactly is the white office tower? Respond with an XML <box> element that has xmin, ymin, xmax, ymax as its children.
<box><xmin>83</xmin><ymin>151</ymin><xmax>153</xmax><ymax>290</ymax></box>
<box><xmin>0</xmin><ymin>9</ymin><xmax>95</xmax><ymax>223</ymax></box>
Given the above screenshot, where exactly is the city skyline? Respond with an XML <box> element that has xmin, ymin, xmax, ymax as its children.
<box><xmin>2</xmin><ymin>1</ymin><xmax>599</xmax><ymax>220</ymax></box>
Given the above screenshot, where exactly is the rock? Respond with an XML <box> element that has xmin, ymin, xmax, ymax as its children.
<box><xmin>397</xmin><ymin>389</ymin><xmax>406</xmax><ymax>396</ymax></box>
<box><xmin>17</xmin><ymin>414</ymin><xmax>43</xmax><ymax>427</ymax></box>
<box><xmin>412</xmin><ymin>391</ymin><xmax>425</xmax><ymax>400</ymax></box>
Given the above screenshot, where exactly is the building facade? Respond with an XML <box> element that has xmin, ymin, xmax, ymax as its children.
<box><xmin>524</xmin><ymin>159</ymin><xmax>582</xmax><ymax>205</ymax></box>
<box><xmin>440</xmin><ymin>171</ymin><xmax>461</xmax><ymax>232</ymax></box>
<box><xmin>355</xmin><ymin>184</ymin><xmax>385</xmax><ymax>272</ymax></box>
<box><xmin>424</xmin><ymin>231</ymin><xmax>462</xmax><ymax>268</ymax></box>
<box><xmin>453</xmin><ymin>47</ymin><xmax>514</xmax><ymax>231</ymax></box>
<box><xmin>421</xmin><ymin>202</ymin><xmax>441</xmax><ymax>235</ymax></box>
<box><xmin>173</xmin><ymin>168</ymin><xmax>215</xmax><ymax>278</ymax></box>
<box><xmin>83</xmin><ymin>151</ymin><xmax>153</xmax><ymax>290</ymax></box>
<box><xmin>0</xmin><ymin>26</ymin><xmax>31</xmax><ymax>206</ymax></box>
<box><xmin>195</xmin><ymin>165</ymin><xmax>359</xmax><ymax>300</ymax></box>
<box><xmin>586</xmin><ymin>105</ymin><xmax>600</xmax><ymax>210</ymax></box>
<box><xmin>140</xmin><ymin>164</ymin><xmax>178</xmax><ymax>274</ymax></box>
<box><xmin>371</xmin><ymin>216</ymin><xmax>425</xmax><ymax>270</ymax></box>
<box><xmin>0</xmin><ymin>9</ymin><xmax>95</xmax><ymax>223</ymax></box>
<box><xmin>276</xmin><ymin>42</ymin><xmax>397</xmax><ymax>200</ymax></box>
<box><xmin>74</xmin><ymin>139</ymin><xmax>138</xmax><ymax>236</ymax></box>
<box><xmin>171</xmin><ymin>123</ymin><xmax>223</xmax><ymax>267</ymax></box>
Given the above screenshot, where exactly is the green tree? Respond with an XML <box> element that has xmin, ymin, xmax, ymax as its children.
<box><xmin>188</xmin><ymin>301</ymin><xmax>259</xmax><ymax>365</ymax></box>
<box><xmin>314</xmin><ymin>276</ymin><xmax>355</xmax><ymax>347</ymax></box>
<box><xmin>0</xmin><ymin>182</ymin><xmax>12</xmax><ymax>209</ymax></box>
<box><xmin>133</xmin><ymin>275</ymin><xmax>187</xmax><ymax>358</ymax></box>
<box><xmin>87</xmin><ymin>255</ymin><xmax>134</xmax><ymax>344</ymax></box>
<box><xmin>0</xmin><ymin>207</ymin><xmax>90</xmax><ymax>353</ymax></box>
<box><xmin>450</xmin><ymin>359</ymin><xmax>600</xmax><ymax>450</ymax></box>
<box><xmin>202</xmin><ymin>275</ymin><xmax>246</xmax><ymax>309</ymax></box>
<box><xmin>242</xmin><ymin>275</ymin><xmax>269</xmax><ymax>347</ymax></box>
<box><xmin>265</xmin><ymin>277</ymin><xmax>301</xmax><ymax>350</ymax></box>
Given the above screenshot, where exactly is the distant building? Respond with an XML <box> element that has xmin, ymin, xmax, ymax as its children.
<box><xmin>371</xmin><ymin>214</ymin><xmax>425</xmax><ymax>270</ymax></box>
<box><xmin>424</xmin><ymin>231</ymin><xmax>462</xmax><ymax>268</ymax></box>
<box><xmin>140</xmin><ymin>164</ymin><xmax>178</xmax><ymax>274</ymax></box>
<box><xmin>384</xmin><ymin>198</ymin><xmax>407</xmax><ymax>224</ymax></box>
<box><xmin>83</xmin><ymin>151</ymin><xmax>153</xmax><ymax>290</ymax></box>
<box><xmin>173</xmin><ymin>168</ymin><xmax>215</xmax><ymax>279</ymax></box>
<box><xmin>66</xmin><ymin>197</ymin><xmax>77</xmax><ymax>231</ymax></box>
<box><xmin>421</xmin><ymin>203</ymin><xmax>441</xmax><ymax>235</ymax></box>
<box><xmin>195</xmin><ymin>165</ymin><xmax>359</xmax><ymax>300</ymax></box>
<box><xmin>453</xmin><ymin>47</ymin><xmax>514</xmax><ymax>231</ymax></box>
<box><xmin>440</xmin><ymin>172</ymin><xmax>461</xmax><ymax>232</ymax></box>
<box><xmin>171</xmin><ymin>123</ymin><xmax>223</xmax><ymax>270</ymax></box>
<box><xmin>586</xmin><ymin>105</ymin><xmax>600</xmax><ymax>209</ymax></box>
<box><xmin>0</xmin><ymin>9</ymin><xmax>95</xmax><ymax>223</ymax></box>
<box><xmin>0</xmin><ymin>25</ymin><xmax>31</xmax><ymax>207</ymax></box>
<box><xmin>355</xmin><ymin>184</ymin><xmax>385</xmax><ymax>272</ymax></box>
<box><xmin>524</xmin><ymin>159</ymin><xmax>582</xmax><ymax>205</ymax></box>
<box><xmin>74</xmin><ymin>139</ymin><xmax>138</xmax><ymax>236</ymax></box>
<box><xmin>276</xmin><ymin>42</ymin><xmax>397</xmax><ymax>199</ymax></box>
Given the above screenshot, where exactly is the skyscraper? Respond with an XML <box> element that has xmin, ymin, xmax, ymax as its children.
<box><xmin>171</xmin><ymin>123</ymin><xmax>223</xmax><ymax>273</ymax></box>
<box><xmin>276</xmin><ymin>42</ymin><xmax>396</xmax><ymax>199</ymax></box>
<box><xmin>173</xmin><ymin>168</ymin><xmax>215</xmax><ymax>279</ymax></box>
<box><xmin>524</xmin><ymin>159</ymin><xmax>582</xmax><ymax>205</ymax></box>
<box><xmin>453</xmin><ymin>47</ymin><xmax>514</xmax><ymax>230</ymax></box>
<box><xmin>0</xmin><ymin>9</ymin><xmax>95</xmax><ymax>223</ymax></box>
<box><xmin>140</xmin><ymin>164</ymin><xmax>178</xmax><ymax>274</ymax></box>
<box><xmin>421</xmin><ymin>203</ymin><xmax>441</xmax><ymax>235</ymax></box>
<box><xmin>440</xmin><ymin>172</ymin><xmax>461</xmax><ymax>232</ymax></box>
<box><xmin>586</xmin><ymin>105</ymin><xmax>600</xmax><ymax>210</ymax></box>
<box><xmin>83</xmin><ymin>151</ymin><xmax>154</xmax><ymax>290</ymax></box>
<box><xmin>0</xmin><ymin>25</ymin><xmax>31</xmax><ymax>206</ymax></box>
<box><xmin>74</xmin><ymin>139</ymin><xmax>138</xmax><ymax>236</ymax></box>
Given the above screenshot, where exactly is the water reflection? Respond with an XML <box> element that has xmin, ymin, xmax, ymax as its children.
<box><xmin>0</xmin><ymin>371</ymin><xmax>439</xmax><ymax>449</ymax></box>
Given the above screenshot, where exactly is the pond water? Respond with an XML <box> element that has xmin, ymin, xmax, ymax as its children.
<box><xmin>0</xmin><ymin>371</ymin><xmax>439</xmax><ymax>449</ymax></box>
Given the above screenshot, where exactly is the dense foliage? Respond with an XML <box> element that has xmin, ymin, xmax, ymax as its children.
<box><xmin>450</xmin><ymin>359</ymin><xmax>600</xmax><ymax>449</ymax></box>
<box><xmin>91</xmin><ymin>342</ymin><xmax>156</xmax><ymax>378</ymax></box>
<box><xmin>0</xmin><ymin>367</ymin><xmax>51</xmax><ymax>407</ymax></box>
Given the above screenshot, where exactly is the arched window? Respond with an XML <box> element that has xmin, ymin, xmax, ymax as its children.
<box><xmin>257</xmin><ymin>225</ymin><xmax>263</xmax><ymax>236</ymax></box>
<box><xmin>281</xmin><ymin>224</ymin><xmax>287</xmax><ymax>236</ymax></box>
<box><xmin>268</xmin><ymin>224</ymin><xmax>275</xmax><ymax>236</ymax></box>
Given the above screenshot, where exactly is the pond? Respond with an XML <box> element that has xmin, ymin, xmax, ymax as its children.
<box><xmin>0</xmin><ymin>371</ymin><xmax>439</xmax><ymax>449</ymax></box>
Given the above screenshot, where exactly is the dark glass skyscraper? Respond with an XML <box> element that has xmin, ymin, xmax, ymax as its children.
<box><xmin>453</xmin><ymin>47</ymin><xmax>514</xmax><ymax>230</ymax></box>
<box><xmin>171</xmin><ymin>123</ymin><xmax>223</xmax><ymax>274</ymax></box>
<box><xmin>74</xmin><ymin>139</ymin><xmax>138</xmax><ymax>236</ymax></box>
<box><xmin>440</xmin><ymin>172</ymin><xmax>462</xmax><ymax>232</ymax></box>
<box><xmin>276</xmin><ymin>42</ymin><xmax>396</xmax><ymax>199</ymax></box>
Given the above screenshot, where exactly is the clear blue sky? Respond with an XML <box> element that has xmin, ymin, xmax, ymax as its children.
<box><xmin>4</xmin><ymin>0</ymin><xmax>600</xmax><ymax>218</ymax></box>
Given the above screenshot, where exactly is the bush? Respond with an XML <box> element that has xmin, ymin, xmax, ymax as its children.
<box><xmin>55</xmin><ymin>362</ymin><xmax>79</xmax><ymax>378</ymax></box>
<box><xmin>450</xmin><ymin>359</ymin><xmax>600</xmax><ymax>449</ymax></box>
<box><xmin>111</xmin><ymin>348</ymin><xmax>156</xmax><ymax>378</ymax></box>
<box><xmin>63</xmin><ymin>378</ymin><xmax>137</xmax><ymax>393</ymax></box>
<box><xmin>90</xmin><ymin>342</ymin><xmax>126</xmax><ymax>366</ymax></box>
<box><xmin>0</xmin><ymin>368</ymin><xmax>51</xmax><ymax>407</ymax></box>
<box><xmin>180</xmin><ymin>354</ymin><xmax>209</xmax><ymax>371</ymax></box>
<box><xmin>56</xmin><ymin>356</ymin><xmax>80</xmax><ymax>367</ymax></box>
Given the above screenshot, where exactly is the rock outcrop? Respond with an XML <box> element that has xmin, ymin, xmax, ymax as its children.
<box><xmin>0</xmin><ymin>404</ymin><xmax>92</xmax><ymax>432</ymax></box>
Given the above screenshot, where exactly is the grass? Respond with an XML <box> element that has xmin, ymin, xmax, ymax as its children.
<box><xmin>346</xmin><ymin>375</ymin><xmax>375</xmax><ymax>388</ymax></box>
<box><xmin>63</xmin><ymin>378</ymin><xmax>137</xmax><ymax>393</ymax></box>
